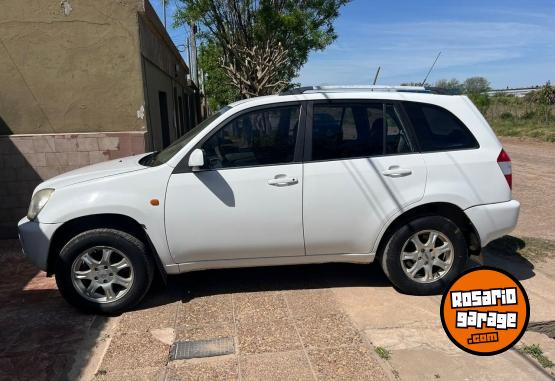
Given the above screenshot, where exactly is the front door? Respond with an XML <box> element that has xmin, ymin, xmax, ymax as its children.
<box><xmin>165</xmin><ymin>104</ymin><xmax>305</xmax><ymax>262</ymax></box>
<box><xmin>302</xmin><ymin>101</ymin><xmax>427</xmax><ymax>255</ymax></box>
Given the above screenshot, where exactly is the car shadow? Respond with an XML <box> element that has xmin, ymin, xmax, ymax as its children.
<box><xmin>469</xmin><ymin>235</ymin><xmax>536</xmax><ymax>281</ymax></box>
<box><xmin>0</xmin><ymin>240</ymin><xmax>108</xmax><ymax>381</ymax></box>
<box><xmin>137</xmin><ymin>235</ymin><xmax>538</xmax><ymax>311</ymax></box>
<box><xmin>136</xmin><ymin>261</ymin><xmax>391</xmax><ymax>310</ymax></box>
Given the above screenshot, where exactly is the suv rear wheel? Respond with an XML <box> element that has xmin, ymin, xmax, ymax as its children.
<box><xmin>55</xmin><ymin>229</ymin><xmax>154</xmax><ymax>314</ymax></box>
<box><xmin>381</xmin><ymin>216</ymin><xmax>468</xmax><ymax>295</ymax></box>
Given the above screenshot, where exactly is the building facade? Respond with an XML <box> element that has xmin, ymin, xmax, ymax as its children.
<box><xmin>0</xmin><ymin>0</ymin><xmax>203</xmax><ymax>237</ymax></box>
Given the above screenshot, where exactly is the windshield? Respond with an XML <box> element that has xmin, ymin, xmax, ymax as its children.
<box><xmin>142</xmin><ymin>106</ymin><xmax>231</xmax><ymax>166</ymax></box>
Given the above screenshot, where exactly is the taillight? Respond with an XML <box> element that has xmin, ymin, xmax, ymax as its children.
<box><xmin>497</xmin><ymin>149</ymin><xmax>512</xmax><ymax>189</ymax></box>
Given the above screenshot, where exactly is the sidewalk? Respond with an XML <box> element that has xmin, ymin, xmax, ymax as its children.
<box><xmin>334</xmin><ymin>242</ymin><xmax>555</xmax><ymax>380</ymax></box>
<box><xmin>0</xmin><ymin>240</ymin><xmax>108</xmax><ymax>380</ymax></box>
<box><xmin>92</xmin><ymin>265</ymin><xmax>390</xmax><ymax>380</ymax></box>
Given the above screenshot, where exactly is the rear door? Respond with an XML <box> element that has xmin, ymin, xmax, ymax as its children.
<box><xmin>302</xmin><ymin>101</ymin><xmax>427</xmax><ymax>255</ymax></box>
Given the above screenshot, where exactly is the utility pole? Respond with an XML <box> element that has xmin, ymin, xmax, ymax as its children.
<box><xmin>162</xmin><ymin>0</ymin><xmax>167</xmax><ymax>29</ymax></box>
<box><xmin>189</xmin><ymin>23</ymin><xmax>198</xmax><ymax>85</ymax></box>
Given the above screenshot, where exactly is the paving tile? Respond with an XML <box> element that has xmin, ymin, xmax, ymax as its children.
<box><xmin>0</xmin><ymin>303</ymin><xmax>92</xmax><ymax>329</ymax></box>
<box><xmin>93</xmin><ymin>366</ymin><xmax>166</xmax><ymax>381</ymax></box>
<box><xmin>118</xmin><ymin>303</ymin><xmax>178</xmax><ymax>333</ymax></box>
<box><xmin>234</xmin><ymin>292</ymin><xmax>289</xmax><ymax>322</ymax></box>
<box><xmin>285</xmin><ymin>289</ymin><xmax>342</xmax><ymax>318</ymax></box>
<box><xmin>7</xmin><ymin>323</ymin><xmax>84</xmax><ymax>355</ymax></box>
<box><xmin>237</xmin><ymin>318</ymin><xmax>302</xmax><ymax>354</ymax></box>
<box><xmin>177</xmin><ymin>294</ymin><xmax>234</xmax><ymax>327</ymax></box>
<box><xmin>0</xmin><ymin>351</ymin><xmax>75</xmax><ymax>381</ymax></box>
<box><xmin>240</xmin><ymin>350</ymin><xmax>313</xmax><ymax>381</ymax></box>
<box><xmin>0</xmin><ymin>327</ymin><xmax>22</xmax><ymax>354</ymax></box>
<box><xmin>100</xmin><ymin>330</ymin><xmax>170</xmax><ymax>371</ymax></box>
<box><xmin>295</xmin><ymin>313</ymin><xmax>362</xmax><ymax>349</ymax></box>
<box><xmin>175</xmin><ymin>322</ymin><xmax>235</xmax><ymax>342</ymax></box>
<box><xmin>167</xmin><ymin>357</ymin><xmax>239</xmax><ymax>381</ymax></box>
<box><xmin>308</xmin><ymin>346</ymin><xmax>388</xmax><ymax>381</ymax></box>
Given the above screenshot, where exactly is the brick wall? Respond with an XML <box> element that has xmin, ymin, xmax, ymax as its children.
<box><xmin>0</xmin><ymin>131</ymin><xmax>147</xmax><ymax>238</ymax></box>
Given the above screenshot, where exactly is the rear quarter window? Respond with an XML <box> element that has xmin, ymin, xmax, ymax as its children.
<box><xmin>403</xmin><ymin>102</ymin><xmax>479</xmax><ymax>151</ymax></box>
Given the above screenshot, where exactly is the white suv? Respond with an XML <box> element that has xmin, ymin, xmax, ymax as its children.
<box><xmin>18</xmin><ymin>86</ymin><xmax>520</xmax><ymax>313</ymax></box>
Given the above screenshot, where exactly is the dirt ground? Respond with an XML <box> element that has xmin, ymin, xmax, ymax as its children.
<box><xmin>501</xmin><ymin>137</ymin><xmax>555</xmax><ymax>241</ymax></box>
<box><xmin>0</xmin><ymin>138</ymin><xmax>553</xmax><ymax>380</ymax></box>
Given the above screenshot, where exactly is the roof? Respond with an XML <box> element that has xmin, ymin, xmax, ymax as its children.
<box><xmin>281</xmin><ymin>85</ymin><xmax>431</xmax><ymax>95</ymax></box>
<box><xmin>228</xmin><ymin>86</ymin><xmax>460</xmax><ymax>111</ymax></box>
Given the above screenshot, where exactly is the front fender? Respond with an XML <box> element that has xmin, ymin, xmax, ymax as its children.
<box><xmin>36</xmin><ymin>164</ymin><xmax>175</xmax><ymax>267</ymax></box>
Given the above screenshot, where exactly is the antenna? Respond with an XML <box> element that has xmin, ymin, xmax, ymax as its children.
<box><xmin>372</xmin><ymin>66</ymin><xmax>381</xmax><ymax>85</ymax></box>
<box><xmin>421</xmin><ymin>51</ymin><xmax>441</xmax><ymax>86</ymax></box>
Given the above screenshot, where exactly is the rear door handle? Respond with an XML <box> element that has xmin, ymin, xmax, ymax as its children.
<box><xmin>268</xmin><ymin>175</ymin><xmax>298</xmax><ymax>186</ymax></box>
<box><xmin>382</xmin><ymin>165</ymin><xmax>412</xmax><ymax>177</ymax></box>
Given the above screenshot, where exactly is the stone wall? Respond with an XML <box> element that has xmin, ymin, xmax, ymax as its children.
<box><xmin>0</xmin><ymin>131</ymin><xmax>147</xmax><ymax>238</ymax></box>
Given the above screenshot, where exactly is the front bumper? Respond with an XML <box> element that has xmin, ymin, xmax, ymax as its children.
<box><xmin>464</xmin><ymin>200</ymin><xmax>520</xmax><ymax>247</ymax></box>
<box><xmin>18</xmin><ymin>217</ymin><xmax>61</xmax><ymax>271</ymax></box>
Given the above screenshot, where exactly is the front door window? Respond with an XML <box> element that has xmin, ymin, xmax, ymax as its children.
<box><xmin>202</xmin><ymin>106</ymin><xmax>300</xmax><ymax>169</ymax></box>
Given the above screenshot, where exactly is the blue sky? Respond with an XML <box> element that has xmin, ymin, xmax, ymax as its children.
<box><xmin>153</xmin><ymin>0</ymin><xmax>555</xmax><ymax>89</ymax></box>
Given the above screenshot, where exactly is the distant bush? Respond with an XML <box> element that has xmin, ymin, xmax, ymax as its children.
<box><xmin>521</xmin><ymin>110</ymin><xmax>536</xmax><ymax>120</ymax></box>
<box><xmin>500</xmin><ymin>112</ymin><xmax>513</xmax><ymax>120</ymax></box>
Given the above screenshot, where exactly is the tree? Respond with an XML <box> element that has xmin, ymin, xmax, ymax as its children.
<box><xmin>174</xmin><ymin>0</ymin><xmax>349</xmax><ymax>104</ymax></box>
<box><xmin>198</xmin><ymin>41</ymin><xmax>240</xmax><ymax>110</ymax></box>
<box><xmin>529</xmin><ymin>81</ymin><xmax>555</xmax><ymax>122</ymax></box>
<box><xmin>434</xmin><ymin>78</ymin><xmax>463</xmax><ymax>94</ymax></box>
<box><xmin>463</xmin><ymin>76</ymin><xmax>491</xmax><ymax>94</ymax></box>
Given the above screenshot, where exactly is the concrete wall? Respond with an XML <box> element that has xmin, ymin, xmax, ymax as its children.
<box><xmin>138</xmin><ymin>3</ymin><xmax>202</xmax><ymax>151</ymax></box>
<box><xmin>0</xmin><ymin>0</ymin><xmax>146</xmax><ymax>135</ymax></box>
<box><xmin>0</xmin><ymin>0</ymin><xmax>205</xmax><ymax>238</ymax></box>
<box><xmin>0</xmin><ymin>132</ymin><xmax>147</xmax><ymax>238</ymax></box>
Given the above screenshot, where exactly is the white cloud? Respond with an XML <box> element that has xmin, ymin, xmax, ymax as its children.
<box><xmin>296</xmin><ymin>20</ymin><xmax>555</xmax><ymax>87</ymax></box>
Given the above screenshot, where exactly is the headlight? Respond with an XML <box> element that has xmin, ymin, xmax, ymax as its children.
<box><xmin>27</xmin><ymin>188</ymin><xmax>55</xmax><ymax>220</ymax></box>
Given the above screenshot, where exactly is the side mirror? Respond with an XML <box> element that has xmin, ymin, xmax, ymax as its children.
<box><xmin>188</xmin><ymin>149</ymin><xmax>204</xmax><ymax>171</ymax></box>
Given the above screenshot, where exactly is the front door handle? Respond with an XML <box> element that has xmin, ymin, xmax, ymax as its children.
<box><xmin>382</xmin><ymin>165</ymin><xmax>412</xmax><ymax>177</ymax></box>
<box><xmin>268</xmin><ymin>174</ymin><xmax>298</xmax><ymax>186</ymax></box>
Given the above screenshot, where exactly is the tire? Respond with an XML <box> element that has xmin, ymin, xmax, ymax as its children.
<box><xmin>381</xmin><ymin>216</ymin><xmax>468</xmax><ymax>295</ymax></box>
<box><xmin>55</xmin><ymin>229</ymin><xmax>154</xmax><ymax>314</ymax></box>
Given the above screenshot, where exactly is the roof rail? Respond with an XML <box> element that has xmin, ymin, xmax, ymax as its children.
<box><xmin>280</xmin><ymin>85</ymin><xmax>449</xmax><ymax>95</ymax></box>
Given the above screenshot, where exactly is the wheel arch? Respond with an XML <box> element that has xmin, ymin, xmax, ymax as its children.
<box><xmin>47</xmin><ymin>214</ymin><xmax>167</xmax><ymax>282</ymax></box>
<box><xmin>374</xmin><ymin>202</ymin><xmax>481</xmax><ymax>261</ymax></box>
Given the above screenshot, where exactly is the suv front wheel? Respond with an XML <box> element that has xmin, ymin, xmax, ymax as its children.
<box><xmin>55</xmin><ymin>229</ymin><xmax>154</xmax><ymax>314</ymax></box>
<box><xmin>381</xmin><ymin>216</ymin><xmax>468</xmax><ymax>295</ymax></box>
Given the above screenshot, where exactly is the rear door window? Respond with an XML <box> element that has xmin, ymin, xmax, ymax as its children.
<box><xmin>403</xmin><ymin>102</ymin><xmax>478</xmax><ymax>151</ymax></box>
<box><xmin>310</xmin><ymin>103</ymin><xmax>414</xmax><ymax>161</ymax></box>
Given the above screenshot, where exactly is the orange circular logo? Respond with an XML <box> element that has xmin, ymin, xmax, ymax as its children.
<box><xmin>440</xmin><ymin>267</ymin><xmax>529</xmax><ymax>355</ymax></box>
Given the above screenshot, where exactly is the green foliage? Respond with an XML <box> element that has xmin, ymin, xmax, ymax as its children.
<box><xmin>375</xmin><ymin>346</ymin><xmax>391</xmax><ymax>360</ymax></box>
<box><xmin>434</xmin><ymin>78</ymin><xmax>463</xmax><ymax>94</ymax></box>
<box><xmin>197</xmin><ymin>41</ymin><xmax>240</xmax><ymax>110</ymax></box>
<box><xmin>463</xmin><ymin>76</ymin><xmax>491</xmax><ymax>94</ymax></box>
<box><xmin>521</xmin><ymin>344</ymin><xmax>554</xmax><ymax>368</ymax></box>
<box><xmin>529</xmin><ymin>81</ymin><xmax>555</xmax><ymax>105</ymax></box>
<box><xmin>484</xmin><ymin>82</ymin><xmax>555</xmax><ymax>140</ymax></box>
<box><xmin>468</xmin><ymin>92</ymin><xmax>491</xmax><ymax>114</ymax></box>
<box><xmin>174</xmin><ymin>0</ymin><xmax>349</xmax><ymax>106</ymax></box>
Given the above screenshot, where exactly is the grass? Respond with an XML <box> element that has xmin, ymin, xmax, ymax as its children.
<box><xmin>521</xmin><ymin>344</ymin><xmax>554</xmax><ymax>369</ymax></box>
<box><xmin>486</xmin><ymin>235</ymin><xmax>555</xmax><ymax>263</ymax></box>
<box><xmin>490</xmin><ymin>119</ymin><xmax>555</xmax><ymax>142</ymax></box>
<box><xmin>375</xmin><ymin>346</ymin><xmax>391</xmax><ymax>360</ymax></box>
